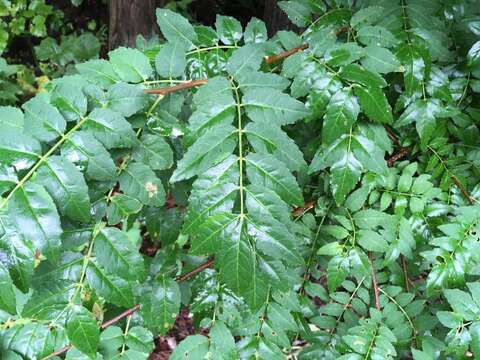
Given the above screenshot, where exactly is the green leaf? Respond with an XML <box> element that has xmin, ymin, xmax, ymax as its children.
<box><xmin>183</xmin><ymin>155</ymin><xmax>238</xmax><ymax>234</ymax></box>
<box><xmin>107</xmin><ymin>194</ymin><xmax>142</xmax><ymax>225</ymax></box>
<box><xmin>412</xmin><ymin>28</ymin><xmax>452</xmax><ymax>63</ymax></box>
<box><xmin>66</xmin><ymin>306</ymin><xmax>100</xmax><ymax>358</ymax></box>
<box><xmin>353</xmin><ymin>209</ymin><xmax>392</xmax><ymax>229</ymax></box>
<box><xmin>215</xmin><ymin>15</ymin><xmax>242</xmax><ymax>45</ymax></box>
<box><xmin>324</xmin><ymin>225</ymin><xmax>349</xmax><ymax>240</ymax></box>
<box><xmin>278</xmin><ymin>1</ymin><xmax>312</xmax><ymax>27</ymax></box>
<box><xmin>384</xmin><ymin>216</ymin><xmax>416</xmax><ymax>264</ymax></box>
<box><xmin>467</xmin><ymin>41</ymin><xmax>480</xmax><ymax>68</ymax></box>
<box><xmin>155</xmin><ymin>42</ymin><xmax>186</xmax><ymax>78</ymax></box>
<box><xmin>244</xmin><ymin>120</ymin><xmax>306</xmax><ymax>172</ymax></box>
<box><xmin>85</xmin><ymin>108</ymin><xmax>137</xmax><ymax>149</ymax></box>
<box><xmin>396</xmin><ymin>44</ymin><xmax>426</xmax><ymax>95</ymax></box>
<box><xmin>325</xmin><ymin>43</ymin><xmax>365</xmax><ymax>67</ymax></box>
<box><xmin>443</xmin><ymin>288</ymin><xmax>479</xmax><ymax>321</ymax></box>
<box><xmin>93</xmin><ymin>227</ymin><xmax>144</xmax><ymax>281</ymax></box>
<box><xmin>2</xmin><ymin>350</ymin><xmax>23</xmax><ymax>360</ymax></box>
<box><xmin>190</xmin><ymin>212</ymin><xmax>238</xmax><ymax>255</ymax></box>
<box><xmin>277</xmin><ymin>30</ymin><xmax>303</xmax><ymax>49</ymax></box>
<box><xmin>357</xmin><ymin>26</ymin><xmax>399</xmax><ymax>48</ymax></box>
<box><xmin>226</xmin><ymin>43</ymin><xmax>265</xmax><ymax>77</ymax></box>
<box><xmin>119</xmin><ymin>162</ymin><xmax>166</xmax><ymax>207</ymax></box>
<box><xmin>436</xmin><ymin>311</ymin><xmax>463</xmax><ymax>328</ymax></box>
<box><xmin>1</xmin><ymin>323</ymin><xmax>51</xmax><ymax>359</ymax></box>
<box><xmin>65</xmin><ymin>348</ymin><xmax>98</xmax><ymax>360</ymax></box>
<box><xmin>0</xmin><ymin>214</ymin><xmax>35</xmax><ymax>292</ymax></box>
<box><xmin>318</xmin><ymin>241</ymin><xmax>344</xmax><ymax>256</ymax></box>
<box><xmin>357</xmin><ymin>229</ymin><xmax>388</xmax><ymax>252</ymax></box>
<box><xmin>0</xmin><ymin>130</ymin><xmax>41</xmax><ymax>171</ymax></box>
<box><xmin>244</xmin><ymin>17</ymin><xmax>267</xmax><ymax>44</ymax></box>
<box><xmin>109</xmin><ymin>47</ymin><xmax>153</xmax><ymax>83</ymax></box>
<box><xmin>313</xmin><ymin>141</ymin><xmax>361</xmax><ymax>204</ymax></box>
<box><xmin>106</xmin><ymin>82</ymin><xmax>148</xmax><ymax>117</ymax></box>
<box><xmin>7</xmin><ymin>183</ymin><xmax>62</xmax><ymax>259</ymax></box>
<box><xmin>0</xmin><ymin>106</ymin><xmax>24</xmax><ymax>132</ymax></box>
<box><xmin>51</xmin><ymin>79</ymin><xmax>88</xmax><ymax>121</ymax></box>
<box><xmin>22</xmin><ymin>96</ymin><xmax>66</xmax><ymax>142</ymax></box>
<box><xmin>171</xmin><ymin>124</ymin><xmax>236</xmax><ymax>182</ymax></box>
<box><xmin>471</xmin><ymin>322</ymin><xmax>480</xmax><ymax>358</ymax></box>
<box><xmin>354</xmin><ymin>85</ymin><xmax>393</xmax><ymax>124</ymax></box>
<box><xmin>86</xmin><ymin>260</ymin><xmax>135</xmax><ymax>307</ymax></box>
<box><xmin>216</xmin><ymin>216</ymin><xmax>270</xmax><ymax>309</ymax></box>
<box><xmin>247</xmin><ymin>209</ymin><xmax>303</xmax><ymax>266</ymax></box>
<box><xmin>62</xmin><ymin>131</ymin><xmax>117</xmax><ymax>181</ymax></box>
<box><xmin>242</xmin><ymin>88</ymin><xmax>309</xmax><ymax>125</ymax></box>
<box><xmin>340</xmin><ymin>64</ymin><xmax>387</xmax><ymax>88</ymax></box>
<box><xmin>245</xmin><ymin>153</ymin><xmax>304</xmax><ymax>206</ymax></box>
<box><xmin>140</xmin><ymin>276</ymin><xmax>181</xmax><ymax>334</ymax></box>
<box><xmin>311</xmin><ymin>125</ymin><xmax>388</xmax><ymax>203</ymax></box>
<box><xmin>307</xmin><ymin>27</ymin><xmax>337</xmax><ymax>57</ymax></box>
<box><xmin>36</xmin><ymin>156</ymin><xmax>91</xmax><ymax>223</ymax></box>
<box><xmin>188</xmin><ymin>77</ymin><xmax>235</xmax><ymax>132</ymax></box>
<box><xmin>22</xmin><ymin>280</ymin><xmax>74</xmax><ymax>319</ymax></box>
<box><xmin>361</xmin><ymin>45</ymin><xmax>401</xmax><ymax>74</ymax></box>
<box><xmin>76</xmin><ymin>59</ymin><xmax>120</xmax><ymax>88</ymax></box>
<box><xmin>350</xmin><ymin>6</ymin><xmax>384</xmax><ymax>28</ymax></box>
<box><xmin>195</xmin><ymin>25</ymin><xmax>218</xmax><ymax>46</ymax></box>
<box><xmin>156</xmin><ymin>8</ymin><xmax>198</xmax><ymax>49</ymax></box>
<box><xmin>126</xmin><ymin>326</ymin><xmax>154</xmax><ymax>354</ymax></box>
<box><xmin>170</xmin><ymin>335</ymin><xmax>209</xmax><ymax>360</ymax></box>
<box><xmin>322</xmin><ymin>89</ymin><xmax>359</xmax><ymax>144</ymax></box>
<box><xmin>396</xmin><ymin>99</ymin><xmax>440</xmax><ymax>143</ymax></box>
<box><xmin>210</xmin><ymin>321</ymin><xmax>237</xmax><ymax>359</ymax></box>
<box><xmin>0</xmin><ymin>262</ymin><xmax>16</xmax><ymax>314</ymax></box>
<box><xmin>236</xmin><ymin>70</ymin><xmax>290</xmax><ymax>91</ymax></box>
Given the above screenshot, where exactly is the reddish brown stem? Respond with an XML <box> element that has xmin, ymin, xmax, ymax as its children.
<box><xmin>292</xmin><ymin>199</ymin><xmax>315</xmax><ymax>218</ymax></box>
<box><xmin>43</xmin><ymin>345</ymin><xmax>71</xmax><ymax>359</ymax></box>
<box><xmin>369</xmin><ymin>252</ymin><xmax>381</xmax><ymax>311</ymax></box>
<box><xmin>264</xmin><ymin>25</ymin><xmax>348</xmax><ymax>65</ymax></box>
<box><xmin>401</xmin><ymin>255</ymin><xmax>410</xmax><ymax>292</ymax></box>
<box><xmin>147</xmin><ymin>43</ymin><xmax>312</xmax><ymax>96</ymax></box>
<box><xmin>101</xmin><ymin>304</ymin><xmax>141</xmax><ymax>329</ymax></box>
<box><xmin>335</xmin><ymin>25</ymin><xmax>350</xmax><ymax>36</ymax></box>
<box><xmin>175</xmin><ymin>258</ymin><xmax>214</xmax><ymax>282</ymax></box>
<box><xmin>386</xmin><ymin>128</ymin><xmax>399</xmax><ymax>145</ymax></box>
<box><xmin>387</xmin><ymin>147</ymin><xmax>410</xmax><ymax>167</ymax></box>
<box><xmin>42</xmin><ymin>258</ymin><xmax>214</xmax><ymax>359</ymax></box>
<box><xmin>144</xmin><ymin>79</ymin><xmax>208</xmax><ymax>95</ymax></box>
<box><xmin>264</xmin><ymin>43</ymin><xmax>309</xmax><ymax>64</ymax></box>
<box><xmin>451</xmin><ymin>175</ymin><xmax>475</xmax><ymax>204</ymax></box>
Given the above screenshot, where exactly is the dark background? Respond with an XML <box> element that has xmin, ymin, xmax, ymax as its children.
<box><xmin>51</xmin><ymin>0</ymin><xmax>295</xmax><ymax>49</ymax></box>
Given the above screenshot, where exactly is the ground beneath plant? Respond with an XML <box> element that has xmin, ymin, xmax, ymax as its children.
<box><xmin>148</xmin><ymin>309</ymin><xmax>208</xmax><ymax>359</ymax></box>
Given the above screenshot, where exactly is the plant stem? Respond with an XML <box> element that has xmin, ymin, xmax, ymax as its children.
<box><xmin>264</xmin><ymin>44</ymin><xmax>308</xmax><ymax>64</ymax></box>
<box><xmin>120</xmin><ymin>315</ymin><xmax>132</xmax><ymax>354</ymax></box>
<box><xmin>42</xmin><ymin>258</ymin><xmax>215</xmax><ymax>359</ymax></box>
<box><xmin>231</xmin><ymin>79</ymin><xmax>245</xmax><ymax>215</ymax></box>
<box><xmin>369</xmin><ymin>252</ymin><xmax>381</xmax><ymax>311</ymax></box>
<box><xmin>144</xmin><ymin>79</ymin><xmax>208</xmax><ymax>95</ymax></box>
<box><xmin>0</xmin><ymin>117</ymin><xmax>87</xmax><ymax>210</ymax></box>
<box><xmin>175</xmin><ymin>258</ymin><xmax>214</xmax><ymax>282</ymax></box>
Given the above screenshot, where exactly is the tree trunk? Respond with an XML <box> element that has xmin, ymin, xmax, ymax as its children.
<box><xmin>263</xmin><ymin>0</ymin><xmax>297</xmax><ymax>37</ymax></box>
<box><xmin>108</xmin><ymin>0</ymin><xmax>158</xmax><ymax>49</ymax></box>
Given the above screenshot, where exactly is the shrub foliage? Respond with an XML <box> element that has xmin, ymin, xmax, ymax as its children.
<box><xmin>1</xmin><ymin>1</ymin><xmax>480</xmax><ymax>359</ymax></box>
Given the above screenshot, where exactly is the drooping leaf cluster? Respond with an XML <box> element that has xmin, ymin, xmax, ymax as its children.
<box><xmin>0</xmin><ymin>1</ymin><xmax>480</xmax><ymax>359</ymax></box>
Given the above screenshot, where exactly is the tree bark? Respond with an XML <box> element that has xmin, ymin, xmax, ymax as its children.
<box><xmin>108</xmin><ymin>0</ymin><xmax>158</xmax><ymax>49</ymax></box>
<box><xmin>263</xmin><ymin>0</ymin><xmax>298</xmax><ymax>37</ymax></box>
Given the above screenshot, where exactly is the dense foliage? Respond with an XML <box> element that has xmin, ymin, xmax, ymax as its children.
<box><xmin>1</xmin><ymin>0</ymin><xmax>480</xmax><ymax>359</ymax></box>
<box><xmin>0</xmin><ymin>0</ymin><xmax>103</xmax><ymax>105</ymax></box>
